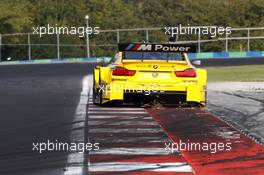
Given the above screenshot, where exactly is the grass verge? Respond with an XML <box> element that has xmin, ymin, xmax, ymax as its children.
<box><xmin>207</xmin><ymin>65</ymin><xmax>264</xmax><ymax>82</ymax></box>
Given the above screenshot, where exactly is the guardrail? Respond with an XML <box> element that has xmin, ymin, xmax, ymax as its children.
<box><xmin>188</xmin><ymin>51</ymin><xmax>264</xmax><ymax>60</ymax></box>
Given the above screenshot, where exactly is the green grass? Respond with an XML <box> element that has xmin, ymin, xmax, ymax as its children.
<box><xmin>207</xmin><ymin>65</ymin><xmax>264</xmax><ymax>82</ymax></box>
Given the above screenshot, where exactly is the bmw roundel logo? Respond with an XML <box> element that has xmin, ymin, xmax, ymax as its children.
<box><xmin>153</xmin><ymin>65</ymin><xmax>158</xmax><ymax>69</ymax></box>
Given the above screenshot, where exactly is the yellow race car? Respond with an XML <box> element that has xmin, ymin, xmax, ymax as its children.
<box><xmin>93</xmin><ymin>43</ymin><xmax>207</xmax><ymax>106</ymax></box>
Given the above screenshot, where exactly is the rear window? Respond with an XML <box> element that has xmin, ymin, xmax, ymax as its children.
<box><xmin>123</xmin><ymin>51</ymin><xmax>185</xmax><ymax>61</ymax></box>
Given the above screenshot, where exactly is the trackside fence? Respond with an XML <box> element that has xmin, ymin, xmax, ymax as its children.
<box><xmin>0</xmin><ymin>27</ymin><xmax>264</xmax><ymax>61</ymax></box>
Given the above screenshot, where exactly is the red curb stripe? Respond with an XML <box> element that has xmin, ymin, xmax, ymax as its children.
<box><xmin>147</xmin><ymin>108</ymin><xmax>264</xmax><ymax>175</ymax></box>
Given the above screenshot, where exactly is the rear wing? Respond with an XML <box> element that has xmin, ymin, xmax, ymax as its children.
<box><xmin>118</xmin><ymin>43</ymin><xmax>197</xmax><ymax>53</ymax></box>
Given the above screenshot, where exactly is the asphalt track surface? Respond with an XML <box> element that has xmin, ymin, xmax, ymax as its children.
<box><xmin>0</xmin><ymin>63</ymin><xmax>92</xmax><ymax>175</ymax></box>
<box><xmin>0</xmin><ymin>63</ymin><xmax>263</xmax><ymax>175</ymax></box>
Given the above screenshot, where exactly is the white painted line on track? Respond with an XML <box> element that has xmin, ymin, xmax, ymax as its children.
<box><xmin>64</xmin><ymin>75</ymin><xmax>92</xmax><ymax>175</ymax></box>
<box><xmin>89</xmin><ymin>128</ymin><xmax>164</xmax><ymax>134</ymax></box>
<box><xmin>90</xmin><ymin>147</ymin><xmax>174</xmax><ymax>155</ymax></box>
<box><xmin>89</xmin><ymin>162</ymin><xmax>193</xmax><ymax>172</ymax></box>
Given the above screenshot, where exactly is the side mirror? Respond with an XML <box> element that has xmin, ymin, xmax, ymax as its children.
<box><xmin>192</xmin><ymin>60</ymin><xmax>201</xmax><ymax>66</ymax></box>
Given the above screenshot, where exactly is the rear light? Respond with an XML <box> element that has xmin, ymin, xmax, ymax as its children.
<box><xmin>175</xmin><ymin>68</ymin><xmax>197</xmax><ymax>77</ymax></box>
<box><xmin>112</xmin><ymin>67</ymin><xmax>136</xmax><ymax>76</ymax></box>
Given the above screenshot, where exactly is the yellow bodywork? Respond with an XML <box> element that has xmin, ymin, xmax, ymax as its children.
<box><xmin>93</xmin><ymin>52</ymin><xmax>207</xmax><ymax>106</ymax></box>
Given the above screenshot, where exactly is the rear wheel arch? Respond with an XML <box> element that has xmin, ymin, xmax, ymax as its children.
<box><xmin>196</xmin><ymin>68</ymin><xmax>207</xmax><ymax>85</ymax></box>
<box><xmin>93</xmin><ymin>67</ymin><xmax>100</xmax><ymax>89</ymax></box>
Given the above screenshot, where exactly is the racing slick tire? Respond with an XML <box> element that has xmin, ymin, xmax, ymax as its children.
<box><xmin>93</xmin><ymin>76</ymin><xmax>103</xmax><ymax>105</ymax></box>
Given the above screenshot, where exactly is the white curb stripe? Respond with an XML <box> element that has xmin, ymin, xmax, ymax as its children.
<box><xmin>90</xmin><ymin>147</ymin><xmax>174</xmax><ymax>155</ymax></box>
<box><xmin>88</xmin><ymin>115</ymin><xmax>152</xmax><ymax>119</ymax></box>
<box><xmin>65</xmin><ymin>167</ymin><xmax>83</xmax><ymax>175</ymax></box>
<box><xmin>87</xmin><ymin>87</ymin><xmax>193</xmax><ymax>174</ymax></box>
<box><xmin>88</xmin><ymin>107</ymin><xmax>145</xmax><ymax>111</ymax></box>
<box><xmin>88</xmin><ymin>120</ymin><xmax>158</xmax><ymax>126</ymax></box>
<box><xmin>93</xmin><ymin>137</ymin><xmax>169</xmax><ymax>143</ymax></box>
<box><xmin>89</xmin><ymin>128</ymin><xmax>164</xmax><ymax>134</ymax></box>
<box><xmin>88</xmin><ymin>111</ymin><xmax>147</xmax><ymax>114</ymax></box>
<box><xmin>89</xmin><ymin>162</ymin><xmax>193</xmax><ymax>172</ymax></box>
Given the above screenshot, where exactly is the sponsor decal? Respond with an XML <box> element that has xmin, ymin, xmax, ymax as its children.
<box><xmin>119</xmin><ymin>43</ymin><xmax>196</xmax><ymax>52</ymax></box>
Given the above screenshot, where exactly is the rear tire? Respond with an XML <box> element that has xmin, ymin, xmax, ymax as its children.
<box><xmin>93</xmin><ymin>77</ymin><xmax>102</xmax><ymax>105</ymax></box>
<box><xmin>187</xmin><ymin>102</ymin><xmax>202</xmax><ymax>108</ymax></box>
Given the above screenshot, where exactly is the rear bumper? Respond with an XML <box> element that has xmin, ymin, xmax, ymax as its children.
<box><xmin>101</xmin><ymin>81</ymin><xmax>206</xmax><ymax>105</ymax></box>
<box><xmin>124</xmin><ymin>91</ymin><xmax>187</xmax><ymax>104</ymax></box>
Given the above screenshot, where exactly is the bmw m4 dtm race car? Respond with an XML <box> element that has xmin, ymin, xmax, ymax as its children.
<box><xmin>93</xmin><ymin>43</ymin><xmax>207</xmax><ymax>106</ymax></box>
